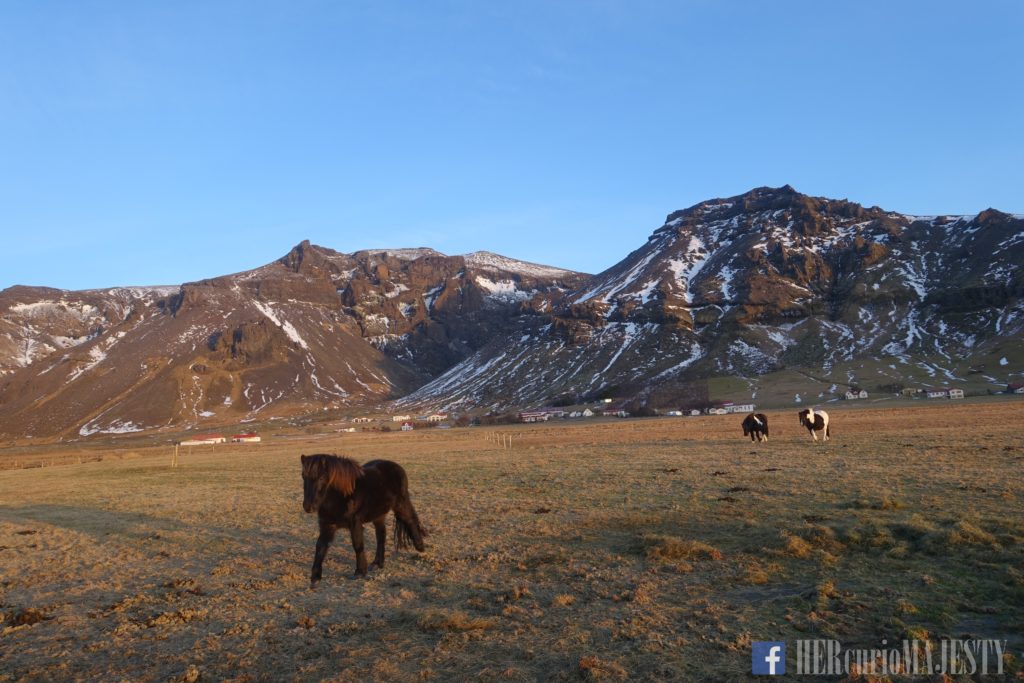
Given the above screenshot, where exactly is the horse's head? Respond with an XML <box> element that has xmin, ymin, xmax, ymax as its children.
<box><xmin>301</xmin><ymin>454</ymin><xmax>364</xmax><ymax>513</ymax></box>
<box><xmin>798</xmin><ymin>408</ymin><xmax>811</xmax><ymax>426</ymax></box>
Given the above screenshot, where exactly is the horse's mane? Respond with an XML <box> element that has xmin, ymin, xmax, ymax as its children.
<box><xmin>302</xmin><ymin>454</ymin><xmax>364</xmax><ymax>496</ymax></box>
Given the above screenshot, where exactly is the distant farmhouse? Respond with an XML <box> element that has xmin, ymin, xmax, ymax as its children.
<box><xmin>927</xmin><ymin>388</ymin><xmax>965</xmax><ymax>399</ymax></box>
<box><xmin>519</xmin><ymin>408</ymin><xmax>567</xmax><ymax>423</ymax></box>
<box><xmin>231</xmin><ymin>433</ymin><xmax>261</xmax><ymax>443</ymax></box>
<box><xmin>601</xmin><ymin>403</ymin><xmax>630</xmax><ymax>418</ymax></box>
<box><xmin>179</xmin><ymin>434</ymin><xmax>226</xmax><ymax>446</ymax></box>
<box><xmin>1008</xmin><ymin>383</ymin><xmax>1024</xmax><ymax>395</ymax></box>
<box><xmin>706</xmin><ymin>402</ymin><xmax>755</xmax><ymax>415</ymax></box>
<box><xmin>845</xmin><ymin>387</ymin><xmax>868</xmax><ymax>400</ymax></box>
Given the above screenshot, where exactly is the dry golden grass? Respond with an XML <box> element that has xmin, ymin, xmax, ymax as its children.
<box><xmin>0</xmin><ymin>402</ymin><xmax>1022</xmax><ymax>681</ymax></box>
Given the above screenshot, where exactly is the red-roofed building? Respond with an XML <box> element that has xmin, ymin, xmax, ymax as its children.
<box><xmin>232</xmin><ymin>433</ymin><xmax>261</xmax><ymax>443</ymax></box>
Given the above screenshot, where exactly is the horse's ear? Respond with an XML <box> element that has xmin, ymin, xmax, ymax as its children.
<box><xmin>300</xmin><ymin>454</ymin><xmax>307</xmax><ymax>463</ymax></box>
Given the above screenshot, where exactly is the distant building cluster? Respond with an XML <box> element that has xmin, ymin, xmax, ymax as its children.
<box><xmin>899</xmin><ymin>387</ymin><xmax>966</xmax><ymax>399</ymax></box>
<box><xmin>704</xmin><ymin>402</ymin><xmax>755</xmax><ymax>415</ymax></box>
<box><xmin>512</xmin><ymin>400</ymin><xmax>758</xmax><ymax>422</ymax></box>
<box><xmin>178</xmin><ymin>433</ymin><xmax>261</xmax><ymax>446</ymax></box>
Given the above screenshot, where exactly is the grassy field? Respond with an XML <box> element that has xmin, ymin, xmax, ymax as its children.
<box><xmin>1</xmin><ymin>403</ymin><xmax>1022</xmax><ymax>681</ymax></box>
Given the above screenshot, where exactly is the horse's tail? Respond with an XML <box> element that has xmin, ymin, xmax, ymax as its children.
<box><xmin>826</xmin><ymin>423</ymin><xmax>831</xmax><ymax>438</ymax></box>
<box><xmin>393</xmin><ymin>472</ymin><xmax>427</xmax><ymax>552</ymax></box>
<box><xmin>394</xmin><ymin>498</ymin><xmax>426</xmax><ymax>552</ymax></box>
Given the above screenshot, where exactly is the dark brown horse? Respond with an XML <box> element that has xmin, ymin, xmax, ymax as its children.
<box><xmin>301</xmin><ymin>454</ymin><xmax>426</xmax><ymax>586</ymax></box>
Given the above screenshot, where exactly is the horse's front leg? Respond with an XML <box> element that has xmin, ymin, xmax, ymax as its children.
<box><xmin>371</xmin><ymin>517</ymin><xmax>386</xmax><ymax>569</ymax></box>
<box><xmin>310</xmin><ymin>523</ymin><xmax>336</xmax><ymax>588</ymax></box>
<box><xmin>350</xmin><ymin>522</ymin><xmax>368</xmax><ymax>576</ymax></box>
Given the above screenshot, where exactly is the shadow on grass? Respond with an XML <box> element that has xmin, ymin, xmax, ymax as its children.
<box><xmin>0</xmin><ymin>503</ymin><xmax>306</xmax><ymax>553</ymax></box>
<box><xmin>0</xmin><ymin>503</ymin><xmax>195</xmax><ymax>541</ymax></box>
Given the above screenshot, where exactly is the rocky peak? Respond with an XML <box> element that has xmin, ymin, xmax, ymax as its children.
<box><xmin>279</xmin><ymin>240</ymin><xmax>352</xmax><ymax>279</ymax></box>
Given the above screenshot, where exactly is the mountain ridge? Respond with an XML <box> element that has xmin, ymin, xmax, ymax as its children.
<box><xmin>2</xmin><ymin>185</ymin><xmax>1022</xmax><ymax>439</ymax></box>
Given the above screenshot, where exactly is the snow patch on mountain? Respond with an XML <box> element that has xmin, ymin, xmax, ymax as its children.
<box><xmin>252</xmin><ymin>300</ymin><xmax>310</xmax><ymax>350</ymax></box>
<box><xmin>464</xmin><ymin>251</ymin><xmax>578</xmax><ymax>279</ymax></box>
<box><xmin>474</xmin><ymin>276</ymin><xmax>533</xmax><ymax>301</ymax></box>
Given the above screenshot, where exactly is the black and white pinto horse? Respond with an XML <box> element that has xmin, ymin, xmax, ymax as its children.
<box><xmin>741</xmin><ymin>413</ymin><xmax>769</xmax><ymax>442</ymax></box>
<box><xmin>798</xmin><ymin>408</ymin><xmax>830</xmax><ymax>442</ymax></box>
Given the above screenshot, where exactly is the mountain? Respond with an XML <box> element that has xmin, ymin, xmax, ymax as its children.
<box><xmin>400</xmin><ymin>186</ymin><xmax>1024</xmax><ymax>411</ymax></box>
<box><xmin>1</xmin><ymin>185</ymin><xmax>1022</xmax><ymax>439</ymax></box>
<box><xmin>0</xmin><ymin>243</ymin><xmax>587</xmax><ymax>439</ymax></box>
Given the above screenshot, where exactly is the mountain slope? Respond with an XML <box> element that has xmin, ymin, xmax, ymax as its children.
<box><xmin>0</xmin><ymin>243</ymin><xmax>587</xmax><ymax>438</ymax></box>
<box><xmin>400</xmin><ymin>186</ymin><xmax>1024</xmax><ymax>411</ymax></box>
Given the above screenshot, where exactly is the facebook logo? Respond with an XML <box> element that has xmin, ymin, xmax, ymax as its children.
<box><xmin>752</xmin><ymin>641</ymin><xmax>786</xmax><ymax>675</ymax></box>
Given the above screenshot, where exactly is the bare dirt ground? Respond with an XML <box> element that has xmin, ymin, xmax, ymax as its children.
<box><xmin>1</xmin><ymin>403</ymin><xmax>1022</xmax><ymax>681</ymax></box>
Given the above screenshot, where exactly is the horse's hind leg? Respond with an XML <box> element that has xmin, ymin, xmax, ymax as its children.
<box><xmin>350</xmin><ymin>523</ymin><xmax>369</xmax><ymax>576</ymax></box>
<box><xmin>350</xmin><ymin>524</ymin><xmax>370</xmax><ymax>577</ymax></box>
<box><xmin>371</xmin><ymin>517</ymin><xmax>386</xmax><ymax>569</ymax></box>
<box><xmin>310</xmin><ymin>522</ymin><xmax>336</xmax><ymax>588</ymax></box>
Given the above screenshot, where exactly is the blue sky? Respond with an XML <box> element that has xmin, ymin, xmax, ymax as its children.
<box><xmin>2</xmin><ymin>1</ymin><xmax>1022</xmax><ymax>290</ymax></box>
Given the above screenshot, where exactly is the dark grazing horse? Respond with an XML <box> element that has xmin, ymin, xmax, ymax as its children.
<box><xmin>301</xmin><ymin>454</ymin><xmax>426</xmax><ymax>586</ymax></box>
<box><xmin>798</xmin><ymin>408</ymin><xmax>831</xmax><ymax>443</ymax></box>
<box><xmin>741</xmin><ymin>413</ymin><xmax>769</xmax><ymax>442</ymax></box>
